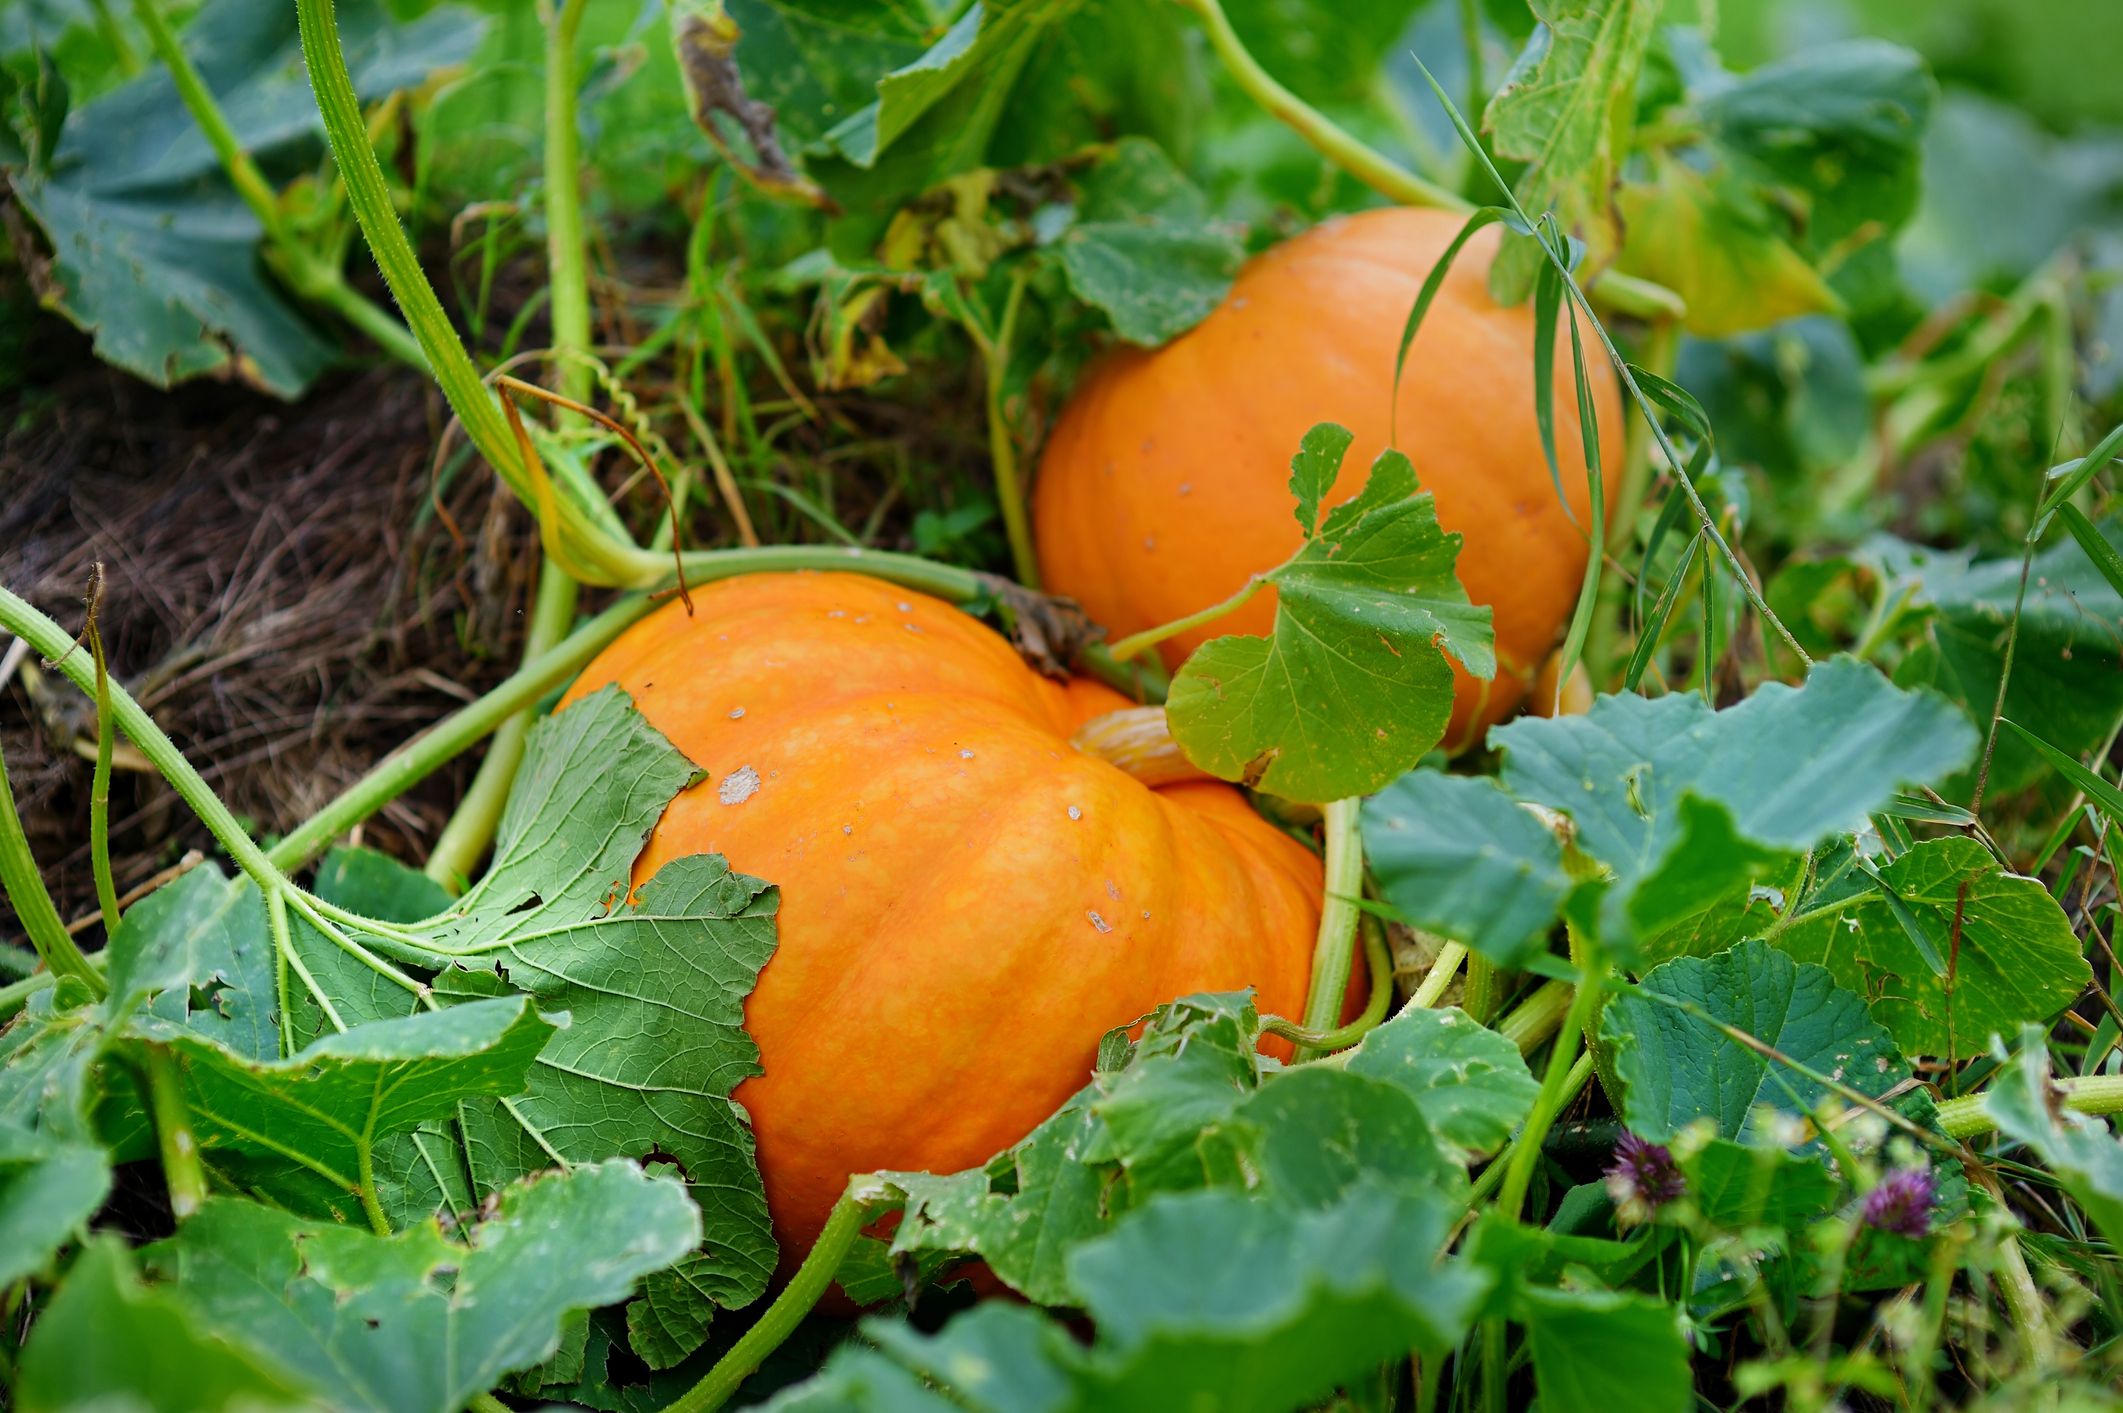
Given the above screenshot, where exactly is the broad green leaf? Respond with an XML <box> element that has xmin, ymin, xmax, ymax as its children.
<box><xmin>1168</xmin><ymin>430</ymin><xmax>1495</xmax><ymax>802</ymax></box>
<box><xmin>1062</xmin><ymin>1188</ymin><xmax>1486</xmax><ymax>1401</ymax></box>
<box><xmin>1490</xmin><ymin>657</ymin><xmax>1978</xmax><ymax>959</ymax></box>
<box><xmin>627</xmin><ymin>1252</ymin><xmax>727</xmax><ymax>1371</ymax></box>
<box><xmin>145</xmin><ymin>1162</ymin><xmax>701</xmax><ymax>1413</ymax></box>
<box><xmin>417</xmin><ymin>687</ymin><xmax>779</xmax><ymax>1312</ymax></box>
<box><xmin>1695</xmin><ymin>40</ymin><xmax>1934</xmax><ymax>258</ymax></box>
<box><xmin>1603</xmin><ymin>940</ymin><xmax>1915</xmax><ymax>1148</ymax></box>
<box><xmin>1482</xmin><ymin>0</ymin><xmax>1658</xmax><ymax>300</ymax></box>
<box><xmin>0</xmin><ymin>1127</ymin><xmax>109</xmax><ymax>1288</ymax></box>
<box><xmin>1775</xmin><ymin>836</ymin><xmax>2090</xmax><ymax>1057</ymax></box>
<box><xmin>783</xmin><ymin>1188</ymin><xmax>1484</xmax><ymax>1411</ymax></box>
<box><xmin>1871</xmin><ymin>525</ymin><xmax>2123</xmax><ymax>796</ymax></box>
<box><xmin>1612</xmin><ymin>156</ymin><xmax>1840</xmax><ymax>338</ymax></box>
<box><xmin>0</xmin><ymin>993</ymin><xmax>110</xmax><ymax>1142</ymax></box>
<box><xmin>1051</xmin><ymin>139</ymin><xmax>1243</xmax><ymax>346</ymax></box>
<box><xmin>1984</xmin><ymin>1028</ymin><xmax>2123</xmax><ymax>1245</ymax></box>
<box><xmin>1345</xmin><ymin>1005</ymin><xmax>1542</xmax><ymax>1159</ymax></box>
<box><xmin>1680</xmin><ymin>1137</ymin><xmax>1841</xmax><ymax>1230</ymax></box>
<box><xmin>116</xmin><ymin>998</ymin><xmax>554</xmax><ymax>1224</ymax></box>
<box><xmin>1363</xmin><ymin>771</ymin><xmax>1572</xmax><ymax>967</ymax></box>
<box><xmin>115</xmin><ymin>865</ymin><xmax>276</xmax><ymax>1060</ymax></box>
<box><xmin>1519</xmin><ymin>1286</ymin><xmax>1690</xmax><ymax>1413</ymax></box>
<box><xmin>17</xmin><ymin>1240</ymin><xmax>305</xmax><ymax>1413</ymax></box>
<box><xmin>314</xmin><ymin>845</ymin><xmax>454</xmax><ymax>924</ymax></box>
<box><xmin>5</xmin><ymin>0</ymin><xmax>484</xmax><ymax>396</ymax></box>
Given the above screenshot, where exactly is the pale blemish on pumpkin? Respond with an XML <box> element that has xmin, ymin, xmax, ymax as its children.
<box><xmin>719</xmin><ymin>766</ymin><xmax>761</xmax><ymax>806</ymax></box>
<box><xmin>729</xmin><ymin>707</ymin><xmax>746</xmax><ymax>720</ymax></box>
<box><xmin>1087</xmin><ymin>910</ymin><xmax>1112</xmax><ymax>934</ymax></box>
<box><xmin>959</xmin><ymin>749</ymin><xmax>975</xmax><ymax>760</ymax></box>
<box><xmin>1067</xmin><ymin>804</ymin><xmax>1083</xmax><ymax>821</ymax></box>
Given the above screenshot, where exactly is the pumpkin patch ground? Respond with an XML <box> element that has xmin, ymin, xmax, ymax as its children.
<box><xmin>2</xmin><ymin>1</ymin><xmax>2122</xmax><ymax>1409</ymax></box>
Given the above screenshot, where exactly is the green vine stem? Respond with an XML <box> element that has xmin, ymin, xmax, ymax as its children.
<box><xmin>1261</xmin><ymin>915</ymin><xmax>1392</xmax><ymax>1053</ymax></box>
<box><xmin>1466</xmin><ymin>1052</ymin><xmax>1594</xmax><ymax>1208</ymax></box>
<box><xmin>1462</xmin><ymin>952</ymin><xmax>1499</xmax><ymax>1024</ymax></box>
<box><xmin>1294</xmin><ymin>799</ymin><xmax>1366</xmax><ymax>1062</ymax></box>
<box><xmin>1935</xmin><ymin>1074</ymin><xmax>2123</xmax><ymax>1140</ymax></box>
<box><xmin>660</xmin><ymin>1187</ymin><xmax>870</xmax><ymax>1413</ymax></box>
<box><xmin>422</xmin><ymin>0</ymin><xmax>596</xmax><ymax>887</ymax></box>
<box><xmin>0</xmin><ymin>736</ymin><xmax>106</xmax><ymax>997</ymax></box>
<box><xmin>130</xmin><ymin>0</ymin><xmax>423</xmax><ymax>368</ymax></box>
<box><xmin>297</xmin><ymin>0</ymin><xmax>521</xmax><ymax>488</ymax></box>
<box><xmin>1496</xmin><ymin>978</ymin><xmax>1570</xmax><ymax>1057</ymax></box>
<box><xmin>87</xmin><ymin>600</ymin><xmax>123</xmax><ymax>936</ymax></box>
<box><xmin>1407</xmin><ymin>939</ymin><xmax>1466</xmax><ymax>1010</ymax></box>
<box><xmin>985</xmin><ymin>267</ymin><xmax>1040</xmax><ymax>589</ymax></box>
<box><xmin>1106</xmin><ymin>574</ymin><xmax>1266</xmax><ymax>664</ymax></box>
<box><xmin>141</xmin><ymin>1046</ymin><xmax>207</xmax><ymax>1220</ymax></box>
<box><xmin>1173</xmin><ymin>0</ymin><xmax>1683</xmax><ymax>324</ymax></box>
<box><xmin>1496</xmin><ymin>959</ymin><xmax>1603</xmax><ymax>1221</ymax></box>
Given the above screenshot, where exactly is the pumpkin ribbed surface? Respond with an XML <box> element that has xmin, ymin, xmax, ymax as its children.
<box><xmin>1033</xmin><ymin>205</ymin><xmax>1626</xmax><ymax>748</ymax></box>
<box><xmin>560</xmin><ymin>571</ymin><xmax>1322</xmax><ymax>1260</ymax></box>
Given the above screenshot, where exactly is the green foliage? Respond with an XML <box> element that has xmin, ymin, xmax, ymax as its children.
<box><xmin>1167</xmin><ymin>423</ymin><xmax>1496</xmax><ymax>803</ymax></box>
<box><xmin>142</xmin><ymin>1162</ymin><xmax>700</xmax><ymax>1413</ymax></box>
<box><xmin>1985</xmin><ymin>1029</ymin><xmax>2123</xmax><ymax>1245</ymax></box>
<box><xmin>1049</xmin><ymin>136</ymin><xmax>1244</xmax><ymax>345</ymax></box>
<box><xmin>1</xmin><ymin>0</ymin><xmax>482</xmax><ymax>396</ymax></box>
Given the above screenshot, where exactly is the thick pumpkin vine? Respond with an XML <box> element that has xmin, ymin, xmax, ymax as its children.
<box><xmin>3</xmin><ymin>0</ymin><xmax>2123</xmax><ymax>1410</ymax></box>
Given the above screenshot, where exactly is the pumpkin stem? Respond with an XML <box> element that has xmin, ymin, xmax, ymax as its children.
<box><xmin>1070</xmin><ymin>706</ymin><xmax>1215</xmax><ymax>787</ymax></box>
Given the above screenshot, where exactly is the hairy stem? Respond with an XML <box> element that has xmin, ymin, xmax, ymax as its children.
<box><xmin>142</xmin><ymin>1047</ymin><xmax>207</xmax><ymax>1220</ymax></box>
<box><xmin>1496</xmin><ymin>978</ymin><xmax>1571</xmax><ymax>1057</ymax></box>
<box><xmin>986</xmin><ymin>268</ymin><xmax>1040</xmax><ymax>588</ymax></box>
<box><xmin>1497</xmin><ymin>964</ymin><xmax>1602</xmax><ymax>1220</ymax></box>
<box><xmin>661</xmin><ymin>1190</ymin><xmax>868</xmax><ymax>1413</ymax></box>
<box><xmin>425</xmin><ymin>563</ymin><xmax>582</xmax><ymax>889</ymax></box>
<box><xmin>297</xmin><ymin>0</ymin><xmax>520</xmax><ymax>479</ymax></box>
<box><xmin>1408</xmin><ymin>940</ymin><xmax>1466</xmax><ymax>1010</ymax></box>
<box><xmin>1107</xmin><ymin>574</ymin><xmax>1267</xmax><ymax>663</ymax></box>
<box><xmin>1263</xmin><ymin>915</ymin><xmax>1392</xmax><ymax>1053</ymax></box>
<box><xmin>88</xmin><ymin>613</ymin><xmax>122</xmax><ymax>937</ymax></box>
<box><xmin>1296</xmin><ymin>799</ymin><xmax>1366</xmax><ymax>1061</ymax></box>
<box><xmin>0</xmin><ymin>737</ymin><xmax>107</xmax><ymax>997</ymax></box>
<box><xmin>1935</xmin><ymin>1074</ymin><xmax>2123</xmax><ymax>1139</ymax></box>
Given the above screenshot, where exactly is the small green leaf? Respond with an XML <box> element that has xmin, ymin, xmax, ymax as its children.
<box><xmin>1168</xmin><ymin>434</ymin><xmax>1495</xmax><ymax>802</ymax></box>
<box><xmin>1984</xmin><ymin>1028</ymin><xmax>2123</xmax><ymax>1245</ymax></box>
<box><xmin>1775</xmin><ymin>836</ymin><xmax>2090</xmax><ymax>1057</ymax></box>
<box><xmin>18</xmin><ymin>1240</ymin><xmax>305</xmax><ymax>1413</ymax></box>
<box><xmin>0</xmin><ymin>1128</ymin><xmax>110</xmax><ymax>1288</ymax></box>
<box><xmin>1519</xmin><ymin>1286</ymin><xmax>1690</xmax><ymax>1413</ymax></box>
<box><xmin>1603</xmin><ymin>941</ymin><xmax>1916</xmax><ymax>1148</ymax></box>
<box><xmin>1363</xmin><ymin>771</ymin><xmax>1572</xmax><ymax>967</ymax></box>
<box><xmin>1051</xmin><ymin>137</ymin><xmax>1244</xmax><ymax>346</ymax></box>
<box><xmin>1612</xmin><ymin>156</ymin><xmax>1841</xmax><ymax>338</ymax></box>
<box><xmin>1345</xmin><ymin>1006</ymin><xmax>1541</xmax><ymax>1159</ymax></box>
<box><xmin>145</xmin><ymin>1162</ymin><xmax>701</xmax><ymax>1413</ymax></box>
<box><xmin>1482</xmin><ymin>0</ymin><xmax>1659</xmax><ymax>300</ymax></box>
<box><xmin>1285</xmin><ymin>422</ymin><xmax>1354</xmax><ymax>538</ymax></box>
<box><xmin>1681</xmin><ymin>1137</ymin><xmax>1841</xmax><ymax>1229</ymax></box>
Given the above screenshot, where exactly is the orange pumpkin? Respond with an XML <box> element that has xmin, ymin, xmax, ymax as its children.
<box><xmin>560</xmin><ymin>572</ymin><xmax>1322</xmax><ymax>1261</ymax></box>
<box><xmin>1034</xmin><ymin>206</ymin><xmax>1625</xmax><ymax>750</ymax></box>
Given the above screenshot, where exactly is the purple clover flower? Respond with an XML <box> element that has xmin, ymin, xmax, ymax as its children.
<box><xmin>1605</xmin><ymin>1130</ymin><xmax>1685</xmax><ymax>1223</ymax></box>
<box><xmin>1861</xmin><ymin>1166</ymin><xmax>1937</xmax><ymax>1238</ymax></box>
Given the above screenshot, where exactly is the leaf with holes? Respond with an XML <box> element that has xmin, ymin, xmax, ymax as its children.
<box><xmin>1774</xmin><ymin>836</ymin><xmax>2090</xmax><ymax>1057</ymax></box>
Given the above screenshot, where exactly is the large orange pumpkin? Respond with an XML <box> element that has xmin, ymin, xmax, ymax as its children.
<box><xmin>560</xmin><ymin>572</ymin><xmax>1322</xmax><ymax>1260</ymax></box>
<box><xmin>1034</xmin><ymin>206</ymin><xmax>1625</xmax><ymax>749</ymax></box>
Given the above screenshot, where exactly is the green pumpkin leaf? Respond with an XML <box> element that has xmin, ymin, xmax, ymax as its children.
<box><xmin>1489</xmin><ymin>657</ymin><xmax>1977</xmax><ymax>960</ymax></box>
<box><xmin>1518</xmin><ymin>1286</ymin><xmax>1691</xmax><ymax>1413</ymax></box>
<box><xmin>1613</xmin><ymin>156</ymin><xmax>1841</xmax><ymax>338</ymax></box>
<box><xmin>111</xmin><ymin>998</ymin><xmax>553</xmax><ymax>1225</ymax></box>
<box><xmin>1363</xmin><ymin>771</ymin><xmax>1573</xmax><ymax>967</ymax></box>
<box><xmin>18</xmin><ymin>1240</ymin><xmax>306</xmax><ymax>1413</ymax></box>
<box><xmin>1168</xmin><ymin>425</ymin><xmax>1494</xmax><ymax>803</ymax></box>
<box><xmin>144</xmin><ymin>1162</ymin><xmax>700</xmax><ymax>1413</ymax></box>
<box><xmin>1482</xmin><ymin>0</ymin><xmax>1659</xmax><ymax>301</ymax></box>
<box><xmin>1345</xmin><ymin>1005</ymin><xmax>1542</xmax><ymax>1160</ymax></box>
<box><xmin>0</xmin><ymin>1128</ymin><xmax>110</xmax><ymax>1289</ymax></box>
<box><xmin>1774</xmin><ymin>836</ymin><xmax>2090</xmax><ymax>1057</ymax></box>
<box><xmin>1049</xmin><ymin>138</ymin><xmax>1244</xmax><ymax>346</ymax></box>
<box><xmin>1602</xmin><ymin>940</ymin><xmax>1916</xmax><ymax>1147</ymax></box>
